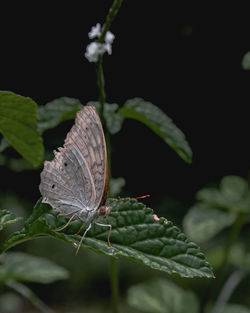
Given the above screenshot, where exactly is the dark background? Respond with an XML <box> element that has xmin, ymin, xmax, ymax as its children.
<box><xmin>1</xmin><ymin>1</ymin><xmax>250</xmax><ymax>221</ymax></box>
<box><xmin>1</xmin><ymin>2</ymin><xmax>250</xmax><ymax>311</ymax></box>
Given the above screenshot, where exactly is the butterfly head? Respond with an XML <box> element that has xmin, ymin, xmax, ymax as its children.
<box><xmin>99</xmin><ymin>205</ymin><xmax>111</xmax><ymax>218</ymax></box>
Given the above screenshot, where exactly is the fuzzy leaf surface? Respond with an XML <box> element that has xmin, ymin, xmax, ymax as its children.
<box><xmin>37</xmin><ymin>97</ymin><xmax>83</xmax><ymax>133</ymax></box>
<box><xmin>119</xmin><ymin>98</ymin><xmax>192</xmax><ymax>163</ymax></box>
<box><xmin>0</xmin><ymin>252</ymin><xmax>69</xmax><ymax>283</ymax></box>
<box><xmin>0</xmin><ymin>209</ymin><xmax>22</xmax><ymax>232</ymax></box>
<box><xmin>0</xmin><ymin>91</ymin><xmax>44</xmax><ymax>167</ymax></box>
<box><xmin>0</xmin><ymin>198</ymin><xmax>214</xmax><ymax>278</ymax></box>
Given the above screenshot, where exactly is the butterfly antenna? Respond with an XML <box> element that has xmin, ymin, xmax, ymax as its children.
<box><xmin>134</xmin><ymin>194</ymin><xmax>150</xmax><ymax>200</ymax></box>
<box><xmin>116</xmin><ymin>194</ymin><xmax>150</xmax><ymax>200</ymax></box>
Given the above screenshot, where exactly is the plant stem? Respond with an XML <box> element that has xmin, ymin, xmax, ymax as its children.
<box><xmin>110</xmin><ymin>257</ymin><xmax>119</xmax><ymax>313</ymax></box>
<box><xmin>210</xmin><ymin>269</ymin><xmax>245</xmax><ymax>313</ymax></box>
<box><xmin>95</xmin><ymin>3</ymin><xmax>123</xmax><ymax>313</ymax></box>
<box><xmin>220</xmin><ymin>212</ymin><xmax>245</xmax><ymax>271</ymax></box>
<box><xmin>6</xmin><ymin>280</ymin><xmax>55</xmax><ymax>313</ymax></box>
<box><xmin>98</xmin><ymin>0</ymin><xmax>123</xmax><ymax>43</ymax></box>
<box><xmin>96</xmin><ymin>57</ymin><xmax>105</xmax><ymax>125</ymax></box>
<box><xmin>199</xmin><ymin>212</ymin><xmax>245</xmax><ymax>313</ymax></box>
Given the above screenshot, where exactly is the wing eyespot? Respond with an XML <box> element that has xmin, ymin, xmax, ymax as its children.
<box><xmin>52</xmin><ymin>184</ymin><xmax>55</xmax><ymax>189</ymax></box>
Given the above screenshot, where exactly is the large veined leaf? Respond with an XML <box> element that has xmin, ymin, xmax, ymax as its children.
<box><xmin>119</xmin><ymin>98</ymin><xmax>192</xmax><ymax>163</ymax></box>
<box><xmin>0</xmin><ymin>210</ymin><xmax>22</xmax><ymax>232</ymax></box>
<box><xmin>0</xmin><ymin>198</ymin><xmax>214</xmax><ymax>278</ymax></box>
<box><xmin>0</xmin><ymin>252</ymin><xmax>69</xmax><ymax>284</ymax></box>
<box><xmin>127</xmin><ymin>278</ymin><xmax>199</xmax><ymax>313</ymax></box>
<box><xmin>37</xmin><ymin>97</ymin><xmax>83</xmax><ymax>133</ymax></box>
<box><xmin>0</xmin><ymin>91</ymin><xmax>44</xmax><ymax>167</ymax></box>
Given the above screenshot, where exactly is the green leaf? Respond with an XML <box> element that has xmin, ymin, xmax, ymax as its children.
<box><xmin>103</xmin><ymin>103</ymin><xmax>124</xmax><ymax>134</ymax></box>
<box><xmin>0</xmin><ymin>137</ymin><xmax>9</xmax><ymax>153</ymax></box>
<box><xmin>241</xmin><ymin>51</ymin><xmax>250</xmax><ymax>70</ymax></box>
<box><xmin>0</xmin><ymin>198</ymin><xmax>214</xmax><ymax>278</ymax></box>
<box><xmin>220</xmin><ymin>304</ymin><xmax>250</xmax><ymax>313</ymax></box>
<box><xmin>0</xmin><ymin>210</ymin><xmax>22</xmax><ymax>232</ymax></box>
<box><xmin>229</xmin><ymin>244</ymin><xmax>250</xmax><ymax>271</ymax></box>
<box><xmin>220</xmin><ymin>176</ymin><xmax>248</xmax><ymax>203</ymax></box>
<box><xmin>0</xmin><ymin>252</ymin><xmax>69</xmax><ymax>283</ymax></box>
<box><xmin>37</xmin><ymin>97</ymin><xmax>83</xmax><ymax>133</ymax></box>
<box><xmin>119</xmin><ymin>98</ymin><xmax>192</xmax><ymax>163</ymax></box>
<box><xmin>183</xmin><ymin>203</ymin><xmax>236</xmax><ymax>243</ymax></box>
<box><xmin>109</xmin><ymin>177</ymin><xmax>126</xmax><ymax>196</ymax></box>
<box><xmin>197</xmin><ymin>176</ymin><xmax>250</xmax><ymax>213</ymax></box>
<box><xmin>0</xmin><ymin>91</ymin><xmax>44</xmax><ymax>167</ymax></box>
<box><xmin>127</xmin><ymin>278</ymin><xmax>199</xmax><ymax>313</ymax></box>
<box><xmin>88</xmin><ymin>101</ymin><xmax>124</xmax><ymax>134</ymax></box>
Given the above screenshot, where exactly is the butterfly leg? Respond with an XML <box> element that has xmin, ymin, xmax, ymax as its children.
<box><xmin>95</xmin><ymin>222</ymin><xmax>115</xmax><ymax>249</ymax></box>
<box><xmin>55</xmin><ymin>213</ymin><xmax>77</xmax><ymax>232</ymax></box>
<box><xmin>75</xmin><ymin>223</ymin><xmax>92</xmax><ymax>256</ymax></box>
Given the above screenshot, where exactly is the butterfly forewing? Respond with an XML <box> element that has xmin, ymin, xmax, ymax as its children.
<box><xmin>39</xmin><ymin>106</ymin><xmax>108</xmax><ymax>222</ymax></box>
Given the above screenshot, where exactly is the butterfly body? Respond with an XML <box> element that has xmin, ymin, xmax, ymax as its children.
<box><xmin>39</xmin><ymin>106</ymin><xmax>112</xmax><ymax>252</ymax></box>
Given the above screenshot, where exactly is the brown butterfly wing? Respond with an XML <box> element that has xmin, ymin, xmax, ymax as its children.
<box><xmin>39</xmin><ymin>106</ymin><xmax>108</xmax><ymax>221</ymax></box>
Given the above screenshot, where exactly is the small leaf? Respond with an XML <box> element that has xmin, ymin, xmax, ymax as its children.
<box><xmin>103</xmin><ymin>103</ymin><xmax>124</xmax><ymax>134</ymax></box>
<box><xmin>0</xmin><ymin>210</ymin><xmax>22</xmax><ymax>232</ymax></box>
<box><xmin>196</xmin><ymin>176</ymin><xmax>250</xmax><ymax>213</ymax></box>
<box><xmin>241</xmin><ymin>51</ymin><xmax>250</xmax><ymax>70</ymax></box>
<box><xmin>109</xmin><ymin>177</ymin><xmax>126</xmax><ymax>196</ymax></box>
<box><xmin>0</xmin><ymin>91</ymin><xmax>44</xmax><ymax>167</ymax></box>
<box><xmin>183</xmin><ymin>203</ymin><xmax>236</xmax><ymax>243</ymax></box>
<box><xmin>119</xmin><ymin>98</ymin><xmax>192</xmax><ymax>163</ymax></box>
<box><xmin>37</xmin><ymin>97</ymin><xmax>83</xmax><ymax>133</ymax></box>
<box><xmin>127</xmin><ymin>278</ymin><xmax>199</xmax><ymax>313</ymax></box>
<box><xmin>220</xmin><ymin>176</ymin><xmax>248</xmax><ymax>203</ymax></box>
<box><xmin>0</xmin><ymin>198</ymin><xmax>214</xmax><ymax>278</ymax></box>
<box><xmin>0</xmin><ymin>252</ymin><xmax>69</xmax><ymax>283</ymax></box>
<box><xmin>88</xmin><ymin>101</ymin><xmax>124</xmax><ymax>134</ymax></box>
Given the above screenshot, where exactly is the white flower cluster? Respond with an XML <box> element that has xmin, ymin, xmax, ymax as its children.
<box><xmin>85</xmin><ymin>23</ymin><xmax>115</xmax><ymax>63</ymax></box>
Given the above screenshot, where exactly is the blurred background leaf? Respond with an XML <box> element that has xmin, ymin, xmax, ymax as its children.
<box><xmin>0</xmin><ymin>252</ymin><xmax>69</xmax><ymax>284</ymax></box>
<box><xmin>127</xmin><ymin>278</ymin><xmax>199</xmax><ymax>313</ymax></box>
<box><xmin>241</xmin><ymin>51</ymin><xmax>250</xmax><ymax>70</ymax></box>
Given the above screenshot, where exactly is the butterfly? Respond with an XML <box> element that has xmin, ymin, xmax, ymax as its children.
<box><xmin>39</xmin><ymin>106</ymin><xmax>113</xmax><ymax>254</ymax></box>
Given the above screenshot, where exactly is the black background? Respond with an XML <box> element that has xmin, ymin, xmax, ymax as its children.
<box><xmin>1</xmin><ymin>1</ymin><xmax>250</xmax><ymax>213</ymax></box>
